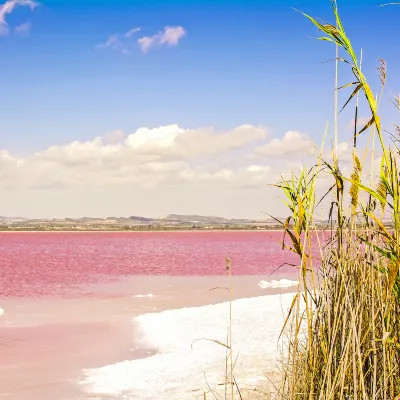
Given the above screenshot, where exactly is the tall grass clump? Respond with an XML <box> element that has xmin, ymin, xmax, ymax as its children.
<box><xmin>276</xmin><ymin>2</ymin><xmax>400</xmax><ymax>399</ymax></box>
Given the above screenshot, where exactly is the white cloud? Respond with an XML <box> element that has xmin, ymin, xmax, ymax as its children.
<box><xmin>97</xmin><ymin>34</ymin><xmax>131</xmax><ymax>54</ymax></box>
<box><xmin>320</xmin><ymin>141</ymin><xmax>354</xmax><ymax>164</ymax></box>
<box><xmin>0</xmin><ymin>0</ymin><xmax>38</xmax><ymax>36</ymax></box>
<box><xmin>102</xmin><ymin>130</ymin><xmax>125</xmax><ymax>145</ymax></box>
<box><xmin>125</xmin><ymin>27</ymin><xmax>141</xmax><ymax>37</ymax></box>
<box><xmin>34</xmin><ymin>124</ymin><xmax>268</xmax><ymax>166</ymax></box>
<box><xmin>336</xmin><ymin>141</ymin><xmax>353</xmax><ymax>162</ymax></box>
<box><xmin>2</xmin><ymin>125</ymin><xmax>337</xmax><ymax>218</ymax></box>
<box><xmin>98</xmin><ymin>25</ymin><xmax>185</xmax><ymax>55</ymax></box>
<box><xmin>0</xmin><ymin>125</ymin><xmax>386</xmax><ymax>219</ymax></box>
<box><xmin>138</xmin><ymin>26</ymin><xmax>186</xmax><ymax>53</ymax></box>
<box><xmin>247</xmin><ymin>165</ymin><xmax>271</xmax><ymax>174</ymax></box>
<box><xmin>97</xmin><ymin>34</ymin><xmax>118</xmax><ymax>49</ymax></box>
<box><xmin>14</xmin><ymin>21</ymin><xmax>30</xmax><ymax>35</ymax></box>
<box><xmin>346</xmin><ymin>116</ymin><xmax>371</xmax><ymax>131</ymax></box>
<box><xmin>0</xmin><ymin>125</ymin><xmax>269</xmax><ymax>192</ymax></box>
<box><xmin>255</xmin><ymin>130</ymin><xmax>314</xmax><ymax>157</ymax></box>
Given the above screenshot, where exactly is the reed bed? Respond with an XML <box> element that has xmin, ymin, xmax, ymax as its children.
<box><xmin>275</xmin><ymin>2</ymin><xmax>400</xmax><ymax>399</ymax></box>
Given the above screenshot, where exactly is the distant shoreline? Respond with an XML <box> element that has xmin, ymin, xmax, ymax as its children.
<box><xmin>0</xmin><ymin>226</ymin><xmax>380</xmax><ymax>233</ymax></box>
<box><xmin>0</xmin><ymin>228</ymin><xmax>288</xmax><ymax>233</ymax></box>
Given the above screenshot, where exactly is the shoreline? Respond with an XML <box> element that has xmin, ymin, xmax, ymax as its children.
<box><xmin>82</xmin><ymin>285</ymin><xmax>297</xmax><ymax>399</ymax></box>
<box><xmin>0</xmin><ymin>275</ymin><xmax>298</xmax><ymax>400</ymax></box>
<box><xmin>0</xmin><ymin>228</ymin><xmax>287</xmax><ymax>233</ymax></box>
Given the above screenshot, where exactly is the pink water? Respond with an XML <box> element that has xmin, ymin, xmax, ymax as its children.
<box><xmin>0</xmin><ymin>231</ymin><xmax>298</xmax><ymax>298</ymax></box>
<box><xmin>0</xmin><ymin>231</ymin><xmax>302</xmax><ymax>400</ymax></box>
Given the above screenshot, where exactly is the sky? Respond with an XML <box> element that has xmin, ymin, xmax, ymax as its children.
<box><xmin>0</xmin><ymin>0</ymin><xmax>399</xmax><ymax>219</ymax></box>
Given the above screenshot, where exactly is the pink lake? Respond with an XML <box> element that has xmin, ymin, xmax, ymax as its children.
<box><xmin>0</xmin><ymin>231</ymin><xmax>304</xmax><ymax>400</ymax></box>
<box><xmin>0</xmin><ymin>231</ymin><xmax>298</xmax><ymax>298</ymax></box>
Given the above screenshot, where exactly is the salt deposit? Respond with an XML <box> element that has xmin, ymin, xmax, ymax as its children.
<box><xmin>133</xmin><ymin>294</ymin><xmax>154</xmax><ymax>298</ymax></box>
<box><xmin>83</xmin><ymin>292</ymin><xmax>296</xmax><ymax>399</ymax></box>
<box><xmin>258</xmin><ymin>279</ymin><xmax>298</xmax><ymax>289</ymax></box>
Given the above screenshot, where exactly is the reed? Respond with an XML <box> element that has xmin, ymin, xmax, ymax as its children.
<box><xmin>275</xmin><ymin>2</ymin><xmax>400</xmax><ymax>399</ymax></box>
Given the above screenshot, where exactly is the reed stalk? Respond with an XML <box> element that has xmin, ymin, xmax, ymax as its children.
<box><xmin>275</xmin><ymin>2</ymin><xmax>400</xmax><ymax>399</ymax></box>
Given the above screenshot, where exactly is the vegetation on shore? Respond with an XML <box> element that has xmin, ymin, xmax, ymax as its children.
<box><xmin>1</xmin><ymin>222</ymin><xmax>394</xmax><ymax>232</ymax></box>
<box><xmin>0</xmin><ymin>224</ymin><xmax>282</xmax><ymax>232</ymax></box>
<box><xmin>0</xmin><ymin>214</ymin><xmax>289</xmax><ymax>231</ymax></box>
<box><xmin>274</xmin><ymin>2</ymin><xmax>400</xmax><ymax>399</ymax></box>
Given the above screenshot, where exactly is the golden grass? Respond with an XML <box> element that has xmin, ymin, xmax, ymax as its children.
<box><xmin>274</xmin><ymin>1</ymin><xmax>400</xmax><ymax>399</ymax></box>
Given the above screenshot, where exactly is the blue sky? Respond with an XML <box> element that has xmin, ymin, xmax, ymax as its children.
<box><xmin>1</xmin><ymin>0</ymin><xmax>398</xmax><ymax>153</ymax></box>
<box><xmin>0</xmin><ymin>0</ymin><xmax>399</xmax><ymax>217</ymax></box>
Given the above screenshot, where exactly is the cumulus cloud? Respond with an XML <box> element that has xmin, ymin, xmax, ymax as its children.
<box><xmin>122</xmin><ymin>124</ymin><xmax>268</xmax><ymax>157</ymax></box>
<box><xmin>102</xmin><ymin>130</ymin><xmax>125</xmax><ymax>145</ymax></box>
<box><xmin>0</xmin><ymin>124</ymin><xmax>386</xmax><ymax>218</ymax></box>
<box><xmin>0</xmin><ymin>125</ymin><xmax>270</xmax><ymax>193</ymax></box>
<box><xmin>138</xmin><ymin>26</ymin><xmax>186</xmax><ymax>53</ymax></box>
<box><xmin>33</xmin><ymin>124</ymin><xmax>265</xmax><ymax>167</ymax></box>
<box><xmin>255</xmin><ymin>130</ymin><xmax>314</xmax><ymax>157</ymax></box>
<box><xmin>0</xmin><ymin>0</ymin><xmax>38</xmax><ymax>36</ymax></box>
<box><xmin>7</xmin><ymin>125</ymin><xmax>356</xmax><ymax>218</ymax></box>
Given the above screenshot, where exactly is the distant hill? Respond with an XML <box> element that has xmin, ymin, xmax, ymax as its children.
<box><xmin>129</xmin><ymin>216</ymin><xmax>153</xmax><ymax>222</ymax></box>
<box><xmin>0</xmin><ymin>213</ymin><xmax>294</xmax><ymax>228</ymax></box>
<box><xmin>0</xmin><ymin>216</ymin><xmax>28</xmax><ymax>223</ymax></box>
<box><xmin>164</xmin><ymin>214</ymin><xmax>231</xmax><ymax>223</ymax></box>
<box><xmin>163</xmin><ymin>214</ymin><xmax>262</xmax><ymax>224</ymax></box>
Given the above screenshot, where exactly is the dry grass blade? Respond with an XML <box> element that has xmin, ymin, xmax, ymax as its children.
<box><xmin>191</xmin><ymin>338</ymin><xmax>231</xmax><ymax>350</ymax></box>
<box><xmin>279</xmin><ymin>293</ymin><xmax>299</xmax><ymax>341</ymax></box>
<box><xmin>208</xmin><ymin>287</ymin><xmax>232</xmax><ymax>291</ymax></box>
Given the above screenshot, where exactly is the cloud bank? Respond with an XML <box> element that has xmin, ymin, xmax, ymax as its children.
<box><xmin>1</xmin><ymin>124</ymin><xmax>352</xmax><ymax>218</ymax></box>
<box><xmin>1</xmin><ymin>125</ymin><xmax>269</xmax><ymax>191</ymax></box>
